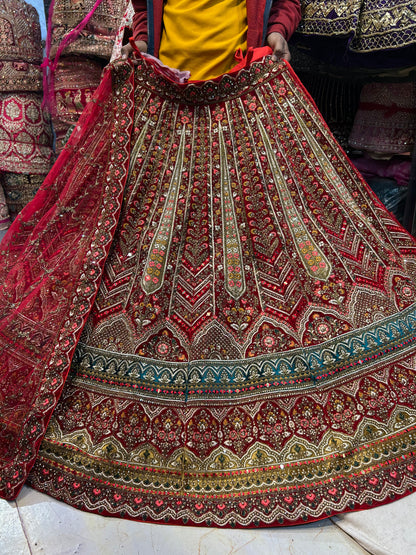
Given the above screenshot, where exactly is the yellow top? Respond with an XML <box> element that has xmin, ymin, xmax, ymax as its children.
<box><xmin>158</xmin><ymin>0</ymin><xmax>248</xmax><ymax>81</ymax></box>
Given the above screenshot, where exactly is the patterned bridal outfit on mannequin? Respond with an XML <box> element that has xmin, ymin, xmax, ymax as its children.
<box><xmin>1</xmin><ymin>0</ymin><xmax>416</xmax><ymax>528</ymax></box>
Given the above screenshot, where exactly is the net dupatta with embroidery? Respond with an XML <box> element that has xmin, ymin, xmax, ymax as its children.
<box><xmin>1</xmin><ymin>51</ymin><xmax>416</xmax><ymax>527</ymax></box>
<box><xmin>0</xmin><ymin>60</ymin><xmax>135</xmax><ymax>500</ymax></box>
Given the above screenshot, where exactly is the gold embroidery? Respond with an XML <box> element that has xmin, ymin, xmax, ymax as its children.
<box><xmin>219</xmin><ymin>124</ymin><xmax>246</xmax><ymax>300</ymax></box>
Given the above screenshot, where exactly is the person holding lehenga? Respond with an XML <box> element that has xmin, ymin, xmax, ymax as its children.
<box><xmin>1</xmin><ymin>0</ymin><xmax>416</xmax><ymax>528</ymax></box>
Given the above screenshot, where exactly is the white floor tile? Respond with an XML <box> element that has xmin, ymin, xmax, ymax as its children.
<box><xmin>11</xmin><ymin>486</ymin><xmax>368</xmax><ymax>555</ymax></box>
<box><xmin>0</xmin><ymin>498</ymin><xmax>31</xmax><ymax>555</ymax></box>
<box><xmin>333</xmin><ymin>492</ymin><xmax>416</xmax><ymax>555</ymax></box>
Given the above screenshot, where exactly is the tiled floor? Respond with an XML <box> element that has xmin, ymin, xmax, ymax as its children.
<box><xmin>2</xmin><ymin>485</ymin><xmax>416</xmax><ymax>554</ymax></box>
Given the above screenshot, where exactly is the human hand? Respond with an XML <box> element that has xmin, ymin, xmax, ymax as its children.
<box><xmin>267</xmin><ymin>32</ymin><xmax>291</xmax><ymax>62</ymax></box>
<box><xmin>121</xmin><ymin>40</ymin><xmax>148</xmax><ymax>60</ymax></box>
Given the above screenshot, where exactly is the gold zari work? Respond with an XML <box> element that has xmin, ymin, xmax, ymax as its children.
<box><xmin>297</xmin><ymin>0</ymin><xmax>416</xmax><ymax>52</ymax></box>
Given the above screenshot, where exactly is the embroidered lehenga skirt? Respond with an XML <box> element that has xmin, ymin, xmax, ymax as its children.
<box><xmin>1</xmin><ymin>53</ymin><xmax>416</xmax><ymax>527</ymax></box>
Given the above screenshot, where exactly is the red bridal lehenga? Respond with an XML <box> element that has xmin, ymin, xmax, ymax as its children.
<box><xmin>1</xmin><ymin>52</ymin><xmax>416</xmax><ymax>527</ymax></box>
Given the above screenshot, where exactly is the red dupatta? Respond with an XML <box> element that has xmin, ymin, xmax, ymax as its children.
<box><xmin>0</xmin><ymin>60</ymin><xmax>135</xmax><ymax>499</ymax></box>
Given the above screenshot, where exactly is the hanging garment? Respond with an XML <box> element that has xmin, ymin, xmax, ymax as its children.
<box><xmin>0</xmin><ymin>0</ymin><xmax>43</xmax><ymax>92</ymax></box>
<box><xmin>51</xmin><ymin>56</ymin><xmax>105</xmax><ymax>153</ymax></box>
<box><xmin>1</xmin><ymin>53</ymin><xmax>416</xmax><ymax>527</ymax></box>
<box><xmin>49</xmin><ymin>0</ymin><xmax>129</xmax><ymax>60</ymax></box>
<box><xmin>348</xmin><ymin>81</ymin><xmax>416</xmax><ymax>156</ymax></box>
<box><xmin>158</xmin><ymin>0</ymin><xmax>248</xmax><ymax>80</ymax></box>
<box><xmin>0</xmin><ymin>173</ymin><xmax>46</xmax><ymax>221</ymax></box>
<box><xmin>110</xmin><ymin>1</ymin><xmax>134</xmax><ymax>62</ymax></box>
<box><xmin>293</xmin><ymin>0</ymin><xmax>416</xmax><ymax>68</ymax></box>
<box><xmin>0</xmin><ymin>0</ymin><xmax>54</xmax><ymax>222</ymax></box>
<box><xmin>44</xmin><ymin>1</ymin><xmax>130</xmax><ymax>154</ymax></box>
